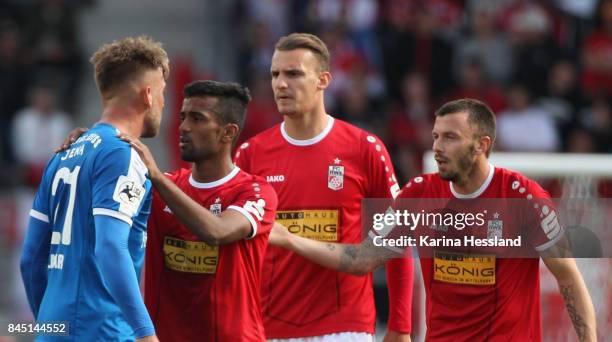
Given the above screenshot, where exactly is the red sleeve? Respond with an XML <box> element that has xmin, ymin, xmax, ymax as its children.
<box><xmin>386</xmin><ymin>258</ymin><xmax>414</xmax><ymax>333</ymax></box>
<box><xmin>360</xmin><ymin>133</ymin><xmax>412</xmax><ymax>331</ymax></box>
<box><xmin>233</xmin><ymin>141</ymin><xmax>253</xmax><ymax>173</ymax></box>
<box><xmin>361</xmin><ymin>133</ymin><xmax>401</xmax><ymax>199</ymax></box>
<box><xmin>227</xmin><ymin>180</ymin><xmax>278</xmax><ymax>239</ymax></box>
<box><xmin>521</xmin><ymin>179</ymin><xmax>564</xmax><ymax>252</ymax></box>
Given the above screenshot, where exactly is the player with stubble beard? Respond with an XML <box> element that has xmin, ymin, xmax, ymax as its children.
<box><xmin>269</xmin><ymin>99</ymin><xmax>597</xmax><ymax>341</ymax></box>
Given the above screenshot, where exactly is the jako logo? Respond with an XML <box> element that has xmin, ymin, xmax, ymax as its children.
<box><xmin>266</xmin><ymin>175</ymin><xmax>285</xmax><ymax>183</ymax></box>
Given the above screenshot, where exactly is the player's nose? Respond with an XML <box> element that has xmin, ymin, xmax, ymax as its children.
<box><xmin>179</xmin><ymin>118</ymin><xmax>191</xmax><ymax>133</ymax></box>
<box><xmin>274</xmin><ymin>77</ymin><xmax>288</xmax><ymax>89</ymax></box>
<box><xmin>432</xmin><ymin>138</ymin><xmax>442</xmax><ymax>153</ymax></box>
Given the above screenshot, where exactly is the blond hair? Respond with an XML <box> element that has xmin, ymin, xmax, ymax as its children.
<box><xmin>90</xmin><ymin>36</ymin><xmax>169</xmax><ymax>96</ymax></box>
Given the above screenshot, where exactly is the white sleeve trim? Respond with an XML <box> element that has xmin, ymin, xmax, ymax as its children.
<box><xmin>227</xmin><ymin>205</ymin><xmax>258</xmax><ymax>239</ymax></box>
<box><xmin>93</xmin><ymin>208</ymin><xmax>133</xmax><ymax>226</ymax></box>
<box><xmin>30</xmin><ymin>209</ymin><xmax>49</xmax><ymax>223</ymax></box>
<box><xmin>534</xmin><ymin>227</ymin><xmax>566</xmax><ymax>252</ymax></box>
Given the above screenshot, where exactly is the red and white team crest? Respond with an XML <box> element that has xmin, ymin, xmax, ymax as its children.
<box><xmin>210</xmin><ymin>197</ymin><xmax>222</xmax><ymax>216</ymax></box>
<box><xmin>328</xmin><ymin>165</ymin><xmax>344</xmax><ymax>190</ymax></box>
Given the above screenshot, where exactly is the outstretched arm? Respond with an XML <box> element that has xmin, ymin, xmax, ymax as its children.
<box><xmin>269</xmin><ymin>222</ymin><xmax>398</xmax><ymax>275</ymax></box>
<box><xmin>120</xmin><ymin>134</ymin><xmax>253</xmax><ymax>245</ymax></box>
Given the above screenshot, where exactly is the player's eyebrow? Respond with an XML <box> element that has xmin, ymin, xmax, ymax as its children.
<box><xmin>271</xmin><ymin>67</ymin><xmax>304</xmax><ymax>75</ymax></box>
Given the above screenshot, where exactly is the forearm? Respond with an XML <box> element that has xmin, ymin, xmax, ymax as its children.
<box><xmin>544</xmin><ymin>257</ymin><xmax>596</xmax><ymax>341</ymax></box>
<box><xmin>386</xmin><ymin>258</ymin><xmax>413</xmax><ymax>334</ymax></box>
<box><xmin>20</xmin><ymin>255</ymin><xmax>48</xmax><ymax>318</ymax></box>
<box><xmin>557</xmin><ymin>271</ymin><xmax>596</xmax><ymax>341</ymax></box>
<box><xmin>95</xmin><ymin>216</ymin><xmax>155</xmax><ymax>338</ymax></box>
<box><xmin>20</xmin><ymin>218</ymin><xmax>51</xmax><ymax>317</ymax></box>
<box><xmin>149</xmin><ymin>172</ymin><xmax>224</xmax><ymax>244</ymax></box>
<box><xmin>280</xmin><ymin>232</ymin><xmax>386</xmax><ymax>275</ymax></box>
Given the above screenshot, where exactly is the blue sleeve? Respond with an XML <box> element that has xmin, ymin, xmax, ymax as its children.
<box><xmin>20</xmin><ymin>216</ymin><xmax>52</xmax><ymax>318</ymax></box>
<box><xmin>94</xmin><ymin>215</ymin><xmax>155</xmax><ymax>338</ymax></box>
<box><xmin>21</xmin><ymin>158</ymin><xmax>56</xmax><ymax>318</ymax></box>
<box><xmin>92</xmin><ymin>145</ymin><xmax>149</xmax><ymax>225</ymax></box>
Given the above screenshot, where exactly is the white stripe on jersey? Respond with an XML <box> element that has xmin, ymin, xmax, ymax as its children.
<box><xmin>30</xmin><ymin>209</ymin><xmax>50</xmax><ymax>223</ymax></box>
<box><xmin>93</xmin><ymin>208</ymin><xmax>133</xmax><ymax>226</ymax></box>
<box><xmin>268</xmin><ymin>332</ymin><xmax>374</xmax><ymax>342</ymax></box>
<box><xmin>228</xmin><ymin>205</ymin><xmax>258</xmax><ymax>239</ymax></box>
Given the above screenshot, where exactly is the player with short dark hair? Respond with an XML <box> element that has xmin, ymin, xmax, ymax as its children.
<box><xmin>20</xmin><ymin>36</ymin><xmax>168</xmax><ymax>341</ymax></box>
<box><xmin>270</xmin><ymin>98</ymin><xmax>597</xmax><ymax>341</ymax></box>
<box><xmin>120</xmin><ymin>79</ymin><xmax>278</xmax><ymax>342</ymax></box>
<box><xmin>235</xmin><ymin>32</ymin><xmax>413</xmax><ymax>342</ymax></box>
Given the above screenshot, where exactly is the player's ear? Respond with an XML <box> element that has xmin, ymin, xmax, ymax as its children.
<box><xmin>317</xmin><ymin>71</ymin><xmax>331</xmax><ymax>90</ymax></box>
<box><xmin>141</xmin><ymin>86</ymin><xmax>153</xmax><ymax>108</ymax></box>
<box><xmin>476</xmin><ymin>136</ymin><xmax>492</xmax><ymax>156</ymax></box>
<box><xmin>222</xmin><ymin>123</ymin><xmax>239</xmax><ymax>143</ymax></box>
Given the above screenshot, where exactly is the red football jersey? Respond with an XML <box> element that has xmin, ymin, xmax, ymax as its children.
<box><xmin>144</xmin><ymin>167</ymin><xmax>278</xmax><ymax>342</ymax></box>
<box><xmin>235</xmin><ymin>117</ymin><xmax>413</xmax><ymax>338</ymax></box>
<box><xmin>396</xmin><ymin>165</ymin><xmax>563</xmax><ymax>341</ymax></box>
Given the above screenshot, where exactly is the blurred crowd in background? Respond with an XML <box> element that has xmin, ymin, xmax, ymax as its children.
<box><xmin>2</xmin><ymin>0</ymin><xmax>612</xmax><ymax>189</ymax></box>
<box><xmin>1</xmin><ymin>0</ymin><xmax>611</xmax><ymax>338</ymax></box>
<box><xmin>232</xmin><ymin>0</ymin><xmax>612</xmax><ymax>185</ymax></box>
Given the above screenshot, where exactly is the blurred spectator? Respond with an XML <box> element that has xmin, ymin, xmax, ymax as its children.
<box><xmin>379</xmin><ymin>2</ymin><xmax>454</xmax><ymax>101</ymax></box>
<box><xmin>497</xmin><ymin>83</ymin><xmax>560</xmax><ymax>152</ymax></box>
<box><xmin>287</xmin><ymin>0</ymin><xmax>316</xmax><ymax>33</ymax></box>
<box><xmin>334</xmin><ymin>69</ymin><xmax>385</xmax><ymax>137</ymax></box>
<box><xmin>238</xmin><ymin>20</ymin><xmax>275</xmax><ymax>85</ymax></box>
<box><xmin>343</xmin><ymin>0</ymin><xmax>380</xmax><ymax>67</ymax></box>
<box><xmin>555</xmin><ymin>0</ymin><xmax>599</xmax><ymax>20</ymax></box>
<box><xmin>11</xmin><ymin>85</ymin><xmax>73</xmax><ymax>187</ymax></box>
<box><xmin>578</xmin><ymin>98</ymin><xmax>612</xmax><ymax>152</ymax></box>
<box><xmin>447</xmin><ymin>58</ymin><xmax>506</xmax><ymax>113</ymax></box>
<box><xmin>540</xmin><ymin>58</ymin><xmax>583</xmax><ymax>145</ymax></box>
<box><xmin>22</xmin><ymin>0</ymin><xmax>83</xmax><ymax>113</ymax></box>
<box><xmin>455</xmin><ymin>4</ymin><xmax>514</xmax><ymax>85</ymax></box>
<box><xmin>321</xmin><ymin>23</ymin><xmax>365</xmax><ymax>109</ymax></box>
<box><xmin>244</xmin><ymin>0</ymin><xmax>289</xmax><ymax>38</ymax></box>
<box><xmin>566</xmin><ymin>126</ymin><xmax>598</xmax><ymax>153</ymax></box>
<box><xmin>420</xmin><ymin>0</ymin><xmax>464</xmax><ymax>39</ymax></box>
<box><xmin>0</xmin><ymin>20</ymin><xmax>29</xmax><ymax>166</ymax></box>
<box><xmin>237</xmin><ymin>75</ymin><xmax>281</xmax><ymax>146</ymax></box>
<box><xmin>582</xmin><ymin>0</ymin><xmax>612</xmax><ymax>98</ymax></box>
<box><xmin>387</xmin><ymin>72</ymin><xmax>433</xmax><ymax>183</ymax></box>
<box><xmin>506</xmin><ymin>0</ymin><xmax>561</xmax><ymax>98</ymax></box>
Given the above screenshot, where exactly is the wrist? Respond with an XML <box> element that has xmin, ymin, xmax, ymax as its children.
<box><xmin>147</xmin><ymin>168</ymin><xmax>164</xmax><ymax>183</ymax></box>
<box><xmin>282</xmin><ymin>232</ymin><xmax>296</xmax><ymax>250</ymax></box>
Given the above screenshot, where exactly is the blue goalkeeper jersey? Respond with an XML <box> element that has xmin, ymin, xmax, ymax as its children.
<box><xmin>28</xmin><ymin>123</ymin><xmax>152</xmax><ymax>341</ymax></box>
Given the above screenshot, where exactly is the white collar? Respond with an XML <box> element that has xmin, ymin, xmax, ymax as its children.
<box><xmin>189</xmin><ymin>166</ymin><xmax>240</xmax><ymax>189</ymax></box>
<box><xmin>280</xmin><ymin>115</ymin><xmax>334</xmax><ymax>146</ymax></box>
<box><xmin>450</xmin><ymin>164</ymin><xmax>495</xmax><ymax>199</ymax></box>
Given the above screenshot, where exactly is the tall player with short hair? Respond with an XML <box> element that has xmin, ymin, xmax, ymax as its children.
<box><xmin>20</xmin><ymin>36</ymin><xmax>169</xmax><ymax>341</ymax></box>
<box><xmin>270</xmin><ymin>99</ymin><xmax>597</xmax><ymax>341</ymax></box>
<box><xmin>234</xmin><ymin>33</ymin><xmax>413</xmax><ymax>342</ymax></box>
<box><xmin>120</xmin><ymin>80</ymin><xmax>278</xmax><ymax>342</ymax></box>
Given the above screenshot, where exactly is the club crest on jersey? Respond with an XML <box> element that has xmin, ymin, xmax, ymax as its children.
<box><xmin>328</xmin><ymin>165</ymin><xmax>344</xmax><ymax>191</ymax></box>
<box><xmin>487</xmin><ymin>212</ymin><xmax>503</xmax><ymax>239</ymax></box>
<box><xmin>210</xmin><ymin>198</ymin><xmax>222</xmax><ymax>216</ymax></box>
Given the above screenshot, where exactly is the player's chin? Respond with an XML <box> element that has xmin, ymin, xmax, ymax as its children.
<box><xmin>180</xmin><ymin>150</ymin><xmax>196</xmax><ymax>162</ymax></box>
<box><xmin>439</xmin><ymin>170</ymin><xmax>457</xmax><ymax>181</ymax></box>
<box><xmin>276</xmin><ymin>105</ymin><xmax>296</xmax><ymax>116</ymax></box>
